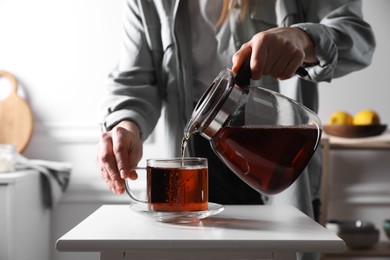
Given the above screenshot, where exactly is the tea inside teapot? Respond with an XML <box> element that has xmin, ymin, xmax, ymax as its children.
<box><xmin>209</xmin><ymin>124</ymin><xmax>320</xmax><ymax>194</ymax></box>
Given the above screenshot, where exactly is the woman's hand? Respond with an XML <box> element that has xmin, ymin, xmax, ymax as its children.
<box><xmin>232</xmin><ymin>27</ymin><xmax>318</xmax><ymax>80</ymax></box>
<box><xmin>96</xmin><ymin>120</ymin><xmax>143</xmax><ymax>194</ymax></box>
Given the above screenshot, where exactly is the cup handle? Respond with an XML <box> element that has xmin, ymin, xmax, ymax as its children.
<box><xmin>124</xmin><ymin>167</ymin><xmax>148</xmax><ymax>204</ymax></box>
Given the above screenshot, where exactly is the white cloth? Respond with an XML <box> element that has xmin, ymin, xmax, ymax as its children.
<box><xmin>15</xmin><ymin>154</ymin><xmax>72</xmax><ymax>208</ymax></box>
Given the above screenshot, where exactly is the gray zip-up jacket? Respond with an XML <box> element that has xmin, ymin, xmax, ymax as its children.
<box><xmin>101</xmin><ymin>0</ymin><xmax>375</xmax><ymax>220</ymax></box>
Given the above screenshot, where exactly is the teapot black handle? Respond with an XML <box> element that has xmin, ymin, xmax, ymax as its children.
<box><xmin>234</xmin><ymin>57</ymin><xmax>308</xmax><ymax>87</ymax></box>
<box><xmin>296</xmin><ymin>66</ymin><xmax>308</xmax><ymax>77</ymax></box>
<box><xmin>234</xmin><ymin>57</ymin><xmax>252</xmax><ymax>87</ymax></box>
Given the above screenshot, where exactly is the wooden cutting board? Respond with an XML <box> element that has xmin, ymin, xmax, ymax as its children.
<box><xmin>0</xmin><ymin>70</ymin><xmax>34</xmax><ymax>153</ymax></box>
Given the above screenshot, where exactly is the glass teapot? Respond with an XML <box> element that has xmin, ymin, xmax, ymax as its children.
<box><xmin>183</xmin><ymin>61</ymin><xmax>322</xmax><ymax>195</ymax></box>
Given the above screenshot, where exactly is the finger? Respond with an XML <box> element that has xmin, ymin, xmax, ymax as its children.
<box><xmin>101</xmin><ymin>167</ymin><xmax>116</xmax><ymax>193</ymax></box>
<box><xmin>231</xmin><ymin>43</ymin><xmax>252</xmax><ymax>75</ymax></box>
<box><xmin>111</xmin><ymin>127</ymin><xmax>138</xmax><ymax>180</ymax></box>
<box><xmin>114</xmin><ymin>179</ymin><xmax>125</xmax><ymax>194</ymax></box>
<box><xmin>276</xmin><ymin>50</ymin><xmax>304</xmax><ymax>80</ymax></box>
<box><xmin>278</xmin><ymin>61</ymin><xmax>301</xmax><ymax>80</ymax></box>
<box><xmin>97</xmin><ymin>133</ymin><xmax>124</xmax><ymax>193</ymax></box>
<box><xmin>98</xmin><ymin>133</ymin><xmax>120</xmax><ymax>180</ymax></box>
<box><xmin>268</xmin><ymin>52</ymin><xmax>291</xmax><ymax>79</ymax></box>
<box><xmin>97</xmin><ymin>154</ymin><xmax>121</xmax><ymax>194</ymax></box>
<box><xmin>250</xmin><ymin>34</ymin><xmax>269</xmax><ymax>80</ymax></box>
<box><xmin>261</xmin><ymin>40</ymin><xmax>282</xmax><ymax>76</ymax></box>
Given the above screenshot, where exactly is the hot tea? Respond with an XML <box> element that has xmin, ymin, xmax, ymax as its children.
<box><xmin>210</xmin><ymin>124</ymin><xmax>320</xmax><ymax>195</ymax></box>
<box><xmin>125</xmin><ymin>158</ymin><xmax>208</xmax><ymax>213</ymax></box>
<box><xmin>147</xmin><ymin>166</ymin><xmax>208</xmax><ymax>212</ymax></box>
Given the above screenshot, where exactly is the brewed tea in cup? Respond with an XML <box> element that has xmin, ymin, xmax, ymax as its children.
<box><xmin>125</xmin><ymin>158</ymin><xmax>208</xmax><ymax>212</ymax></box>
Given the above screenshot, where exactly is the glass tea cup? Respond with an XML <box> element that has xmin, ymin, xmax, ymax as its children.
<box><xmin>125</xmin><ymin>157</ymin><xmax>208</xmax><ymax>212</ymax></box>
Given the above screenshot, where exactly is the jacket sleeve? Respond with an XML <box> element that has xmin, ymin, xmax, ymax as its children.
<box><xmin>100</xmin><ymin>0</ymin><xmax>163</xmax><ymax>140</ymax></box>
<box><xmin>291</xmin><ymin>0</ymin><xmax>376</xmax><ymax>82</ymax></box>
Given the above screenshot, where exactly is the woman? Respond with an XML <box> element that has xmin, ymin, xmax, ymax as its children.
<box><xmin>96</xmin><ymin>0</ymin><xmax>375</xmax><ymax>223</ymax></box>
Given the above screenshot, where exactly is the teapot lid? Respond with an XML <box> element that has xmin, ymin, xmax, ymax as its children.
<box><xmin>184</xmin><ymin>65</ymin><xmax>251</xmax><ymax>139</ymax></box>
<box><xmin>184</xmin><ymin>57</ymin><xmax>252</xmax><ymax>139</ymax></box>
<box><xmin>184</xmin><ymin>69</ymin><xmax>235</xmax><ymax>138</ymax></box>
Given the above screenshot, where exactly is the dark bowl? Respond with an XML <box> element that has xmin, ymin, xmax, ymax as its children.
<box><xmin>326</xmin><ymin>220</ymin><xmax>379</xmax><ymax>249</ymax></box>
<box><xmin>326</xmin><ymin>220</ymin><xmax>376</xmax><ymax>233</ymax></box>
<box><xmin>323</xmin><ymin>124</ymin><xmax>387</xmax><ymax>138</ymax></box>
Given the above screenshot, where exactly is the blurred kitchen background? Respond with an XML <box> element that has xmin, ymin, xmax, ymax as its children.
<box><xmin>0</xmin><ymin>0</ymin><xmax>389</xmax><ymax>260</ymax></box>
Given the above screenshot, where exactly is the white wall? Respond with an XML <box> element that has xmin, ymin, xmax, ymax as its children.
<box><xmin>0</xmin><ymin>1</ymin><xmax>389</xmax><ymax>260</ymax></box>
<box><xmin>318</xmin><ymin>1</ymin><xmax>390</xmax><ymax>124</ymax></box>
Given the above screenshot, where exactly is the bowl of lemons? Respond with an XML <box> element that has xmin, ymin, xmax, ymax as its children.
<box><xmin>323</xmin><ymin>109</ymin><xmax>387</xmax><ymax>138</ymax></box>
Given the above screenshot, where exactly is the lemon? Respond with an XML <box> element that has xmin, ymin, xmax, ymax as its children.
<box><xmin>353</xmin><ymin>109</ymin><xmax>380</xmax><ymax>125</ymax></box>
<box><xmin>328</xmin><ymin>111</ymin><xmax>353</xmax><ymax>125</ymax></box>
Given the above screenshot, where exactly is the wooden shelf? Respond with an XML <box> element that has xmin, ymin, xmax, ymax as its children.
<box><xmin>320</xmin><ymin>131</ymin><xmax>390</xmax><ymax>259</ymax></box>
<box><xmin>323</xmin><ymin>131</ymin><xmax>390</xmax><ymax>150</ymax></box>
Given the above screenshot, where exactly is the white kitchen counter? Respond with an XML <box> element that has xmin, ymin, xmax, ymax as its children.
<box><xmin>0</xmin><ymin>170</ymin><xmax>50</xmax><ymax>260</ymax></box>
<box><xmin>56</xmin><ymin>204</ymin><xmax>345</xmax><ymax>260</ymax></box>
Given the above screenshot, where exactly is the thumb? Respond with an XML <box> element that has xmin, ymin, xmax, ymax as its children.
<box><xmin>231</xmin><ymin>45</ymin><xmax>252</xmax><ymax>75</ymax></box>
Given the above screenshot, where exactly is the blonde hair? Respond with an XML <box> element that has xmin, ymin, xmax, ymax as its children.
<box><xmin>215</xmin><ymin>0</ymin><xmax>250</xmax><ymax>28</ymax></box>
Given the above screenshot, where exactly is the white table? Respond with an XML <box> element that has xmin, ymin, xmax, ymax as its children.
<box><xmin>56</xmin><ymin>204</ymin><xmax>345</xmax><ymax>260</ymax></box>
